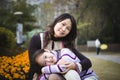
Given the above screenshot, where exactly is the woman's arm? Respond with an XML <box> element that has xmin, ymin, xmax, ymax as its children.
<box><xmin>72</xmin><ymin>48</ymin><xmax>92</xmax><ymax>71</ymax></box>
<box><xmin>28</xmin><ymin>34</ymin><xmax>41</xmax><ymax>62</ymax></box>
<box><xmin>64</xmin><ymin>41</ymin><xmax>92</xmax><ymax>71</ymax></box>
<box><xmin>26</xmin><ymin>34</ymin><xmax>41</xmax><ymax>80</ymax></box>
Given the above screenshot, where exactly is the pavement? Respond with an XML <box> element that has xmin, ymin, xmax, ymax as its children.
<box><xmin>82</xmin><ymin>52</ymin><xmax>120</xmax><ymax>64</ymax></box>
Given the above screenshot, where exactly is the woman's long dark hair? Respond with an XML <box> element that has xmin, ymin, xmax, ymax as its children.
<box><xmin>44</xmin><ymin>13</ymin><xmax>77</xmax><ymax>48</ymax></box>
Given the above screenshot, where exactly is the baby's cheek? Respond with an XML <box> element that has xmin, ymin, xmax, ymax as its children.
<box><xmin>38</xmin><ymin>61</ymin><xmax>43</xmax><ymax>66</ymax></box>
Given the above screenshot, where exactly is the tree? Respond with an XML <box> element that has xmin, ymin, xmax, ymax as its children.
<box><xmin>98</xmin><ymin>0</ymin><xmax>120</xmax><ymax>43</ymax></box>
<box><xmin>72</xmin><ymin>0</ymin><xmax>120</xmax><ymax>44</ymax></box>
<box><xmin>0</xmin><ymin>0</ymin><xmax>36</xmax><ymax>33</ymax></box>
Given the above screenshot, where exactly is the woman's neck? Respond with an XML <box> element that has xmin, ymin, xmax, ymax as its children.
<box><xmin>51</xmin><ymin>35</ymin><xmax>63</xmax><ymax>41</ymax></box>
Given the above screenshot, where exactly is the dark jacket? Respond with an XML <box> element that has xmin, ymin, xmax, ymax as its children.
<box><xmin>26</xmin><ymin>33</ymin><xmax>92</xmax><ymax>80</ymax></box>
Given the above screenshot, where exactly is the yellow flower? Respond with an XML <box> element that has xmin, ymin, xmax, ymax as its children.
<box><xmin>13</xmin><ymin>73</ymin><xmax>19</xmax><ymax>79</ymax></box>
<box><xmin>0</xmin><ymin>50</ymin><xmax>30</xmax><ymax>80</ymax></box>
<box><xmin>5</xmin><ymin>74</ymin><xmax>11</xmax><ymax>79</ymax></box>
<box><xmin>11</xmin><ymin>67</ymin><xmax>16</xmax><ymax>73</ymax></box>
<box><xmin>23</xmin><ymin>66</ymin><xmax>29</xmax><ymax>73</ymax></box>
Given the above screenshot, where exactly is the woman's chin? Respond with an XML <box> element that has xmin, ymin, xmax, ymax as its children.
<box><xmin>54</xmin><ymin>33</ymin><xmax>66</xmax><ymax>38</ymax></box>
<box><xmin>56</xmin><ymin>35</ymin><xmax>66</xmax><ymax>38</ymax></box>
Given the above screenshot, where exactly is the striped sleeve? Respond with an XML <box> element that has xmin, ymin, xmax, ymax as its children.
<box><xmin>60</xmin><ymin>48</ymin><xmax>80</xmax><ymax>62</ymax></box>
<box><xmin>41</xmin><ymin>65</ymin><xmax>66</xmax><ymax>74</ymax></box>
<box><xmin>40</xmin><ymin>74</ymin><xmax>50</xmax><ymax>80</ymax></box>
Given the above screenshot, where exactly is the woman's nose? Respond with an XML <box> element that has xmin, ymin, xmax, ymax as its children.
<box><xmin>62</xmin><ymin>27</ymin><xmax>66</xmax><ymax>31</ymax></box>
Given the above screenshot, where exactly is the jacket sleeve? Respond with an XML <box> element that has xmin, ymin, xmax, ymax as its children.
<box><xmin>72</xmin><ymin>48</ymin><xmax>92</xmax><ymax>71</ymax></box>
<box><xmin>40</xmin><ymin>74</ymin><xmax>50</xmax><ymax>80</ymax></box>
<box><xmin>42</xmin><ymin>65</ymin><xmax>66</xmax><ymax>74</ymax></box>
<box><xmin>26</xmin><ymin>34</ymin><xmax>41</xmax><ymax>80</ymax></box>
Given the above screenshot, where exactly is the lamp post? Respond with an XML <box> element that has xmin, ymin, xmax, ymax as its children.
<box><xmin>14</xmin><ymin>11</ymin><xmax>23</xmax><ymax>46</ymax></box>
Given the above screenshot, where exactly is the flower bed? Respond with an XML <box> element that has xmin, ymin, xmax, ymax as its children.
<box><xmin>0</xmin><ymin>50</ymin><xmax>29</xmax><ymax>80</ymax></box>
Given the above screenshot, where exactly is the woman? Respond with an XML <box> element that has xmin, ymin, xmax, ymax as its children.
<box><xmin>27</xmin><ymin>13</ymin><xmax>92</xmax><ymax>80</ymax></box>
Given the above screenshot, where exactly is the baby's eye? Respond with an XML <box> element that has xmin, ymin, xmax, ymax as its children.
<box><xmin>44</xmin><ymin>56</ymin><xmax>47</xmax><ymax>59</ymax></box>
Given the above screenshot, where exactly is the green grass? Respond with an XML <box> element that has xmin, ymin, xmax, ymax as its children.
<box><xmin>89</xmin><ymin>56</ymin><xmax>120</xmax><ymax>80</ymax></box>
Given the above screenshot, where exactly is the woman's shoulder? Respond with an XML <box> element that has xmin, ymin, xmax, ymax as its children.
<box><xmin>31</xmin><ymin>31</ymin><xmax>46</xmax><ymax>39</ymax></box>
<box><xmin>31</xmin><ymin>33</ymin><xmax>40</xmax><ymax>40</ymax></box>
<box><xmin>30</xmin><ymin>31</ymin><xmax>48</xmax><ymax>43</ymax></box>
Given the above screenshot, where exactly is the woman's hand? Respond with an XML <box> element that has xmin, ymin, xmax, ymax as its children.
<box><xmin>60</xmin><ymin>62</ymin><xmax>76</xmax><ymax>74</ymax></box>
<box><xmin>64</xmin><ymin>62</ymin><xmax>76</xmax><ymax>70</ymax></box>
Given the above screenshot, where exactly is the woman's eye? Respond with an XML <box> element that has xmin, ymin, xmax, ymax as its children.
<box><xmin>67</xmin><ymin>27</ymin><xmax>70</xmax><ymax>31</ymax></box>
<box><xmin>62</xmin><ymin>23</ymin><xmax>65</xmax><ymax>26</ymax></box>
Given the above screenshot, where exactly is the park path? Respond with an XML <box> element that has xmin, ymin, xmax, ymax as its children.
<box><xmin>83</xmin><ymin>52</ymin><xmax>120</xmax><ymax>64</ymax></box>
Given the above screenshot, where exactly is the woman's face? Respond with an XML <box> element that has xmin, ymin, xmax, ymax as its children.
<box><xmin>36</xmin><ymin>50</ymin><xmax>57</xmax><ymax>66</ymax></box>
<box><xmin>54</xmin><ymin>19</ymin><xmax>72</xmax><ymax>38</ymax></box>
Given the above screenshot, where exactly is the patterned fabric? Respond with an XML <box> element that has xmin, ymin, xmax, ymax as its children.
<box><xmin>40</xmin><ymin>48</ymin><xmax>97</xmax><ymax>80</ymax></box>
<box><xmin>64</xmin><ymin>70</ymin><xmax>81</xmax><ymax>80</ymax></box>
<box><xmin>42</xmin><ymin>65</ymin><xmax>66</xmax><ymax>74</ymax></box>
<box><xmin>28</xmin><ymin>31</ymin><xmax>92</xmax><ymax>80</ymax></box>
<box><xmin>45</xmin><ymin>41</ymin><xmax>63</xmax><ymax>50</ymax></box>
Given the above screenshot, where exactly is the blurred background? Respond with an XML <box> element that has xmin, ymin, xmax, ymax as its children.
<box><xmin>0</xmin><ymin>0</ymin><xmax>120</xmax><ymax>55</ymax></box>
<box><xmin>0</xmin><ymin>0</ymin><xmax>120</xmax><ymax>80</ymax></box>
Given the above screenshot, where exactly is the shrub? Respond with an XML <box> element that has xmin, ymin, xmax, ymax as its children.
<box><xmin>0</xmin><ymin>27</ymin><xmax>16</xmax><ymax>55</ymax></box>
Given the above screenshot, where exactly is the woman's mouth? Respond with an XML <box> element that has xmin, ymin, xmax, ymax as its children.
<box><xmin>58</xmin><ymin>30</ymin><xmax>65</xmax><ymax>35</ymax></box>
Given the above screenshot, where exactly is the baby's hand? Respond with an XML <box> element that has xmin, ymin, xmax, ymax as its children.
<box><xmin>41</xmin><ymin>67</ymin><xmax>45</xmax><ymax>73</ymax></box>
<box><xmin>57</xmin><ymin>59</ymin><xmax>68</xmax><ymax>65</ymax></box>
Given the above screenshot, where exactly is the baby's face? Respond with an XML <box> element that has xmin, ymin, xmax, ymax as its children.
<box><xmin>36</xmin><ymin>50</ymin><xmax>57</xmax><ymax>66</ymax></box>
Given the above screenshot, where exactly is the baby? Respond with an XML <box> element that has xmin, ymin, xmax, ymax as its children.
<box><xmin>33</xmin><ymin>48</ymin><xmax>98</xmax><ymax>80</ymax></box>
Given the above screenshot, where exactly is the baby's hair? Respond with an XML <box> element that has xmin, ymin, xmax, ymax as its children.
<box><xmin>32</xmin><ymin>49</ymin><xmax>45</xmax><ymax>67</ymax></box>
